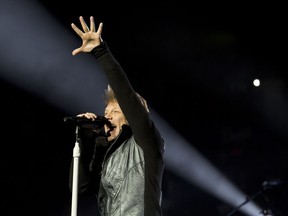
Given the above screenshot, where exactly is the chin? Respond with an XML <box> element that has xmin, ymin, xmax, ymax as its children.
<box><xmin>107</xmin><ymin>136</ymin><xmax>115</xmax><ymax>142</ymax></box>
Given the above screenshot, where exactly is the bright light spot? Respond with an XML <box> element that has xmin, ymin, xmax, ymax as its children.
<box><xmin>253</xmin><ymin>79</ymin><xmax>260</xmax><ymax>87</ymax></box>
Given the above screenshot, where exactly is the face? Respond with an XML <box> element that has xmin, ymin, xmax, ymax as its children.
<box><xmin>104</xmin><ymin>101</ymin><xmax>128</xmax><ymax>141</ymax></box>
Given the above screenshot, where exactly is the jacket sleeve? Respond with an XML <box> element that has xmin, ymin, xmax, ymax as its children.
<box><xmin>91</xmin><ymin>42</ymin><xmax>164</xmax><ymax>154</ymax></box>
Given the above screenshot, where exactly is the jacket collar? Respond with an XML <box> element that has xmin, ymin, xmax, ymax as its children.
<box><xmin>103</xmin><ymin>124</ymin><xmax>132</xmax><ymax>161</ymax></box>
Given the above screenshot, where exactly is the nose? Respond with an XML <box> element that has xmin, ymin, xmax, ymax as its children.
<box><xmin>105</xmin><ymin>114</ymin><xmax>112</xmax><ymax>120</ymax></box>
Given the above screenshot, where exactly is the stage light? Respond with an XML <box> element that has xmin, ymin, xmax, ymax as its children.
<box><xmin>253</xmin><ymin>79</ymin><xmax>260</xmax><ymax>87</ymax></box>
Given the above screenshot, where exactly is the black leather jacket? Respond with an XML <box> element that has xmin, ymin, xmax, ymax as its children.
<box><xmin>70</xmin><ymin>42</ymin><xmax>165</xmax><ymax>216</ymax></box>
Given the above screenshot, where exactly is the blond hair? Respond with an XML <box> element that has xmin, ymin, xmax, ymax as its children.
<box><xmin>104</xmin><ymin>85</ymin><xmax>149</xmax><ymax>112</ymax></box>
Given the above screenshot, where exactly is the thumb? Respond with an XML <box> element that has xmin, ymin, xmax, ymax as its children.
<box><xmin>72</xmin><ymin>48</ymin><xmax>81</xmax><ymax>56</ymax></box>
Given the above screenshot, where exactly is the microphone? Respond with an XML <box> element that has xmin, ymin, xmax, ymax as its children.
<box><xmin>262</xmin><ymin>179</ymin><xmax>283</xmax><ymax>189</ymax></box>
<box><xmin>63</xmin><ymin>115</ymin><xmax>113</xmax><ymax>129</ymax></box>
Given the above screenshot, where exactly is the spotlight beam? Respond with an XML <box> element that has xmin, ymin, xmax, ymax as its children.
<box><xmin>0</xmin><ymin>1</ymin><xmax>264</xmax><ymax>215</ymax></box>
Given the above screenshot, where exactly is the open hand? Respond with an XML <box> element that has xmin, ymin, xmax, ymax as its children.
<box><xmin>71</xmin><ymin>16</ymin><xmax>103</xmax><ymax>55</ymax></box>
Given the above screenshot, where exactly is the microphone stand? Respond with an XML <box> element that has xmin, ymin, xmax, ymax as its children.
<box><xmin>64</xmin><ymin>116</ymin><xmax>112</xmax><ymax>216</ymax></box>
<box><xmin>226</xmin><ymin>179</ymin><xmax>285</xmax><ymax>216</ymax></box>
<box><xmin>71</xmin><ymin>126</ymin><xmax>80</xmax><ymax>216</ymax></box>
<box><xmin>226</xmin><ymin>188</ymin><xmax>264</xmax><ymax>216</ymax></box>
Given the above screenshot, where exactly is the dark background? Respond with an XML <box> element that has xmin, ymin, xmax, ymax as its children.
<box><xmin>1</xmin><ymin>2</ymin><xmax>288</xmax><ymax>216</ymax></box>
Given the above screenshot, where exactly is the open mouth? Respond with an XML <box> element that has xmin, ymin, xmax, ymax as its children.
<box><xmin>107</xmin><ymin>124</ymin><xmax>116</xmax><ymax>132</ymax></box>
<box><xmin>106</xmin><ymin>125</ymin><xmax>115</xmax><ymax>137</ymax></box>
